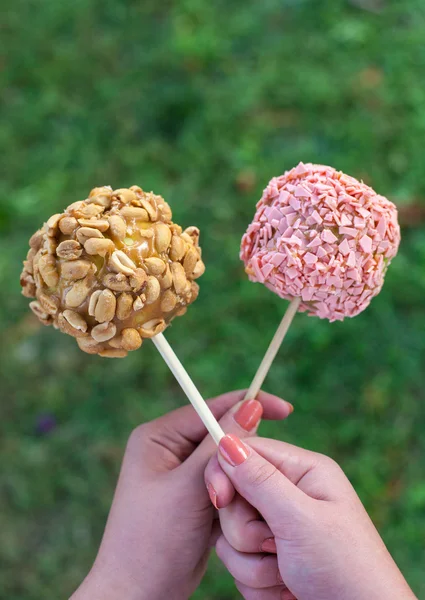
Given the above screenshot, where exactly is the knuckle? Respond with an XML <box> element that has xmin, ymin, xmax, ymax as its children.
<box><xmin>225</xmin><ymin>522</ymin><xmax>248</xmax><ymax>553</ymax></box>
<box><xmin>317</xmin><ymin>453</ymin><xmax>341</xmax><ymax>473</ymax></box>
<box><xmin>126</xmin><ymin>423</ymin><xmax>149</xmax><ymax>452</ymax></box>
<box><xmin>246</xmin><ymin>461</ymin><xmax>278</xmax><ymax>489</ymax></box>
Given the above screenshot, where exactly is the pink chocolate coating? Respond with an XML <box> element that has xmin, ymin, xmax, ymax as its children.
<box><xmin>240</xmin><ymin>163</ymin><xmax>400</xmax><ymax>321</ymax></box>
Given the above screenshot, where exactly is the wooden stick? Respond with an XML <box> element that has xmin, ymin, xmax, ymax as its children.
<box><xmin>152</xmin><ymin>333</ymin><xmax>225</xmax><ymax>445</ymax></box>
<box><xmin>244</xmin><ymin>297</ymin><xmax>301</xmax><ymax>401</ymax></box>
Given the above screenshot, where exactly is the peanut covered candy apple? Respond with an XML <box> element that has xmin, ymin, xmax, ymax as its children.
<box><xmin>20</xmin><ymin>186</ymin><xmax>204</xmax><ymax>358</ymax></box>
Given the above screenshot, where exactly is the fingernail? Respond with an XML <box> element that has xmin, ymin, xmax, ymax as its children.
<box><xmin>234</xmin><ymin>399</ymin><xmax>263</xmax><ymax>431</ymax></box>
<box><xmin>219</xmin><ymin>434</ymin><xmax>249</xmax><ymax>467</ymax></box>
<box><xmin>287</xmin><ymin>403</ymin><xmax>294</xmax><ymax>414</ymax></box>
<box><xmin>260</xmin><ymin>537</ymin><xmax>277</xmax><ymax>553</ymax></box>
<box><xmin>207</xmin><ymin>483</ymin><xmax>219</xmax><ymax>510</ymax></box>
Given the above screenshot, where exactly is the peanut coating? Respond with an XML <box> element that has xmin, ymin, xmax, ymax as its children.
<box><xmin>20</xmin><ymin>186</ymin><xmax>204</xmax><ymax>357</ymax></box>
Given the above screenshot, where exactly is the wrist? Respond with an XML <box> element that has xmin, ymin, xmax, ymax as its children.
<box><xmin>70</xmin><ymin>566</ymin><xmax>191</xmax><ymax>600</ymax></box>
<box><xmin>346</xmin><ymin>569</ymin><xmax>417</xmax><ymax>600</ymax></box>
<box><xmin>70</xmin><ymin>569</ymin><xmax>141</xmax><ymax>600</ymax></box>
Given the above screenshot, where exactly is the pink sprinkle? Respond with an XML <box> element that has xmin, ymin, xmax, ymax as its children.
<box><xmin>289</xmin><ymin>235</ymin><xmax>302</xmax><ymax>247</ymax></box>
<box><xmin>286</xmin><ymin>267</ymin><xmax>299</xmax><ymax>279</ymax></box>
<box><xmin>261</xmin><ymin>263</ymin><xmax>274</xmax><ymax>279</ymax></box>
<box><xmin>339</xmin><ymin>239</ymin><xmax>350</xmax><ymax>255</ymax></box>
<box><xmin>294</xmin><ymin>185</ymin><xmax>309</xmax><ymax>198</ymax></box>
<box><xmin>293</xmin><ymin>162</ymin><xmax>309</xmax><ymax>176</ymax></box>
<box><xmin>376</xmin><ymin>216</ymin><xmax>387</xmax><ymax>238</ymax></box>
<box><xmin>325</xmin><ymin>197</ymin><xmax>337</xmax><ymax>210</ymax></box>
<box><xmin>327</xmin><ymin>275</ymin><xmax>343</xmax><ymax>288</ymax></box>
<box><xmin>345</xmin><ymin>301</ymin><xmax>356</xmax><ymax>312</ymax></box>
<box><xmin>278</xmin><ymin>219</ymin><xmax>289</xmax><ymax>234</ymax></box>
<box><xmin>322</xmin><ymin>229</ymin><xmax>338</xmax><ymax>244</ymax></box>
<box><xmin>363</xmin><ymin>257</ymin><xmax>374</xmax><ymax>272</ymax></box>
<box><xmin>378</xmin><ymin>240</ymin><xmax>390</xmax><ymax>252</ymax></box>
<box><xmin>315</xmin><ymin>183</ymin><xmax>330</xmax><ymax>193</ymax></box>
<box><xmin>270</xmin><ymin>208</ymin><xmax>283</xmax><ymax>221</ymax></box>
<box><xmin>289</xmin><ymin>197</ymin><xmax>301</xmax><ymax>210</ymax></box>
<box><xmin>279</xmin><ymin>190</ymin><xmax>291</xmax><ymax>204</ymax></box>
<box><xmin>286</xmin><ymin>213</ymin><xmax>298</xmax><ymax>227</ymax></box>
<box><xmin>346</xmin><ymin>251</ymin><xmax>356</xmax><ymax>268</ymax></box>
<box><xmin>282</xmin><ymin>227</ymin><xmax>294</xmax><ymax>238</ymax></box>
<box><xmin>252</xmin><ymin>258</ymin><xmax>265</xmax><ymax>283</ymax></box>
<box><xmin>271</xmin><ymin>253</ymin><xmax>286</xmax><ymax>266</ymax></box>
<box><xmin>358</xmin><ymin>207</ymin><xmax>370</xmax><ymax>218</ymax></box>
<box><xmin>347</xmin><ymin>269</ymin><xmax>360</xmax><ymax>282</ymax></box>
<box><xmin>307</xmin><ymin>236</ymin><xmax>322</xmax><ymax>248</ymax></box>
<box><xmin>339</xmin><ymin>226</ymin><xmax>358</xmax><ymax>237</ymax></box>
<box><xmin>301</xmin><ymin>287</ymin><xmax>315</xmax><ymax>301</ymax></box>
<box><xmin>359</xmin><ymin>234</ymin><xmax>372</xmax><ymax>254</ymax></box>
<box><xmin>311</xmin><ymin>210</ymin><xmax>323</xmax><ymax>224</ymax></box>
<box><xmin>304</xmin><ymin>252</ymin><xmax>318</xmax><ymax>265</ymax></box>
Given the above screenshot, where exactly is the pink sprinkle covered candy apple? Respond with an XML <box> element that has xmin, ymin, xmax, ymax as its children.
<box><xmin>241</xmin><ymin>162</ymin><xmax>400</xmax><ymax>321</ymax></box>
<box><xmin>241</xmin><ymin>163</ymin><xmax>400</xmax><ymax>399</ymax></box>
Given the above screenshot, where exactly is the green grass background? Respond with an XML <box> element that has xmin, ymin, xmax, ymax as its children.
<box><xmin>1</xmin><ymin>0</ymin><xmax>425</xmax><ymax>598</ymax></box>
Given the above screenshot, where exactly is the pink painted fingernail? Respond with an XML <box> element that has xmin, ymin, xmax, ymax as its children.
<box><xmin>219</xmin><ymin>434</ymin><xmax>249</xmax><ymax>466</ymax></box>
<box><xmin>260</xmin><ymin>537</ymin><xmax>277</xmax><ymax>553</ymax></box>
<box><xmin>207</xmin><ymin>483</ymin><xmax>219</xmax><ymax>510</ymax></box>
<box><xmin>287</xmin><ymin>402</ymin><xmax>294</xmax><ymax>414</ymax></box>
<box><xmin>234</xmin><ymin>399</ymin><xmax>263</xmax><ymax>431</ymax></box>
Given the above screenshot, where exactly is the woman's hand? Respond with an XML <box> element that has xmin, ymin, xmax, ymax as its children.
<box><xmin>205</xmin><ymin>435</ymin><xmax>416</xmax><ymax>600</ymax></box>
<box><xmin>70</xmin><ymin>391</ymin><xmax>293</xmax><ymax>600</ymax></box>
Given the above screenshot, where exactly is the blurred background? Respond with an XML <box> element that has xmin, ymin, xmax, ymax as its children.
<box><xmin>1</xmin><ymin>0</ymin><xmax>425</xmax><ymax>598</ymax></box>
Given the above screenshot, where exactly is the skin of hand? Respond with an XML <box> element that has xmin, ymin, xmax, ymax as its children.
<box><xmin>205</xmin><ymin>435</ymin><xmax>417</xmax><ymax>600</ymax></box>
<box><xmin>70</xmin><ymin>392</ymin><xmax>293</xmax><ymax>600</ymax></box>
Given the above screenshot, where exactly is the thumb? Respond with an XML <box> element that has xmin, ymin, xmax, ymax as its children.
<box><xmin>217</xmin><ymin>434</ymin><xmax>306</xmax><ymax>526</ymax></box>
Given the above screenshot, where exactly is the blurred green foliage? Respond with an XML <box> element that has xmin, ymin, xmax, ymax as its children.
<box><xmin>1</xmin><ymin>0</ymin><xmax>425</xmax><ymax>598</ymax></box>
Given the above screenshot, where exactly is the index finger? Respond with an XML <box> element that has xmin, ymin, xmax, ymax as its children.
<box><xmin>182</xmin><ymin>392</ymin><xmax>293</xmax><ymax>465</ymax></box>
<box><xmin>149</xmin><ymin>390</ymin><xmax>292</xmax><ymax>446</ymax></box>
